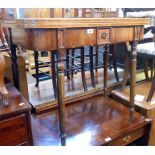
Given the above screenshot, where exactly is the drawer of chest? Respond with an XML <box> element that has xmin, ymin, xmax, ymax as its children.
<box><xmin>0</xmin><ymin>114</ymin><xmax>27</xmax><ymax>146</ymax></box>
<box><xmin>108</xmin><ymin>127</ymin><xmax>145</xmax><ymax>146</ymax></box>
<box><xmin>97</xmin><ymin>28</ymin><xmax>111</xmax><ymax>45</ymax></box>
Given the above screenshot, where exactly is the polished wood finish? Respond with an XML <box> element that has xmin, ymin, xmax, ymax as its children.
<box><xmin>0</xmin><ymin>83</ymin><xmax>33</xmax><ymax>146</ymax></box>
<box><xmin>104</xmin><ymin>45</ymin><xmax>109</xmax><ymax>96</ymax></box>
<box><xmin>34</xmin><ymin>50</ymin><xmax>39</xmax><ymax>87</ymax></box>
<box><xmin>11</xmin><ymin>28</ymin><xmax>57</xmax><ymax>51</ymax></box>
<box><xmin>2</xmin><ymin>18</ymin><xmax>147</xmax><ymax>51</ymax></box>
<box><xmin>112</xmin><ymin>81</ymin><xmax>155</xmax><ymax>145</ymax></box>
<box><xmin>2</xmin><ymin>18</ymin><xmax>149</xmax><ymax>28</ymax></box>
<box><xmin>51</xmin><ymin>51</ymin><xmax>58</xmax><ymax>98</ymax></box>
<box><xmin>57</xmin><ymin>37</ymin><xmax>66</xmax><ymax>145</ymax></box>
<box><xmin>89</xmin><ymin>46</ymin><xmax>95</xmax><ymax>88</ymax></box>
<box><xmin>64</xmin><ymin>29</ymin><xmax>96</xmax><ymax>48</ymax></box>
<box><xmin>129</xmin><ymin>36</ymin><xmax>138</xmax><ymax>122</ymax></box>
<box><xmin>0</xmin><ymin>53</ymin><xmax>9</xmax><ymax>106</ymax></box>
<box><xmin>9</xmin><ymin>27</ymin><xmax>144</xmax><ymax>50</ymax></box>
<box><xmin>0</xmin><ymin>114</ymin><xmax>27</xmax><ymax>145</ymax></box>
<box><xmin>31</xmin><ymin>95</ymin><xmax>151</xmax><ymax>146</ymax></box>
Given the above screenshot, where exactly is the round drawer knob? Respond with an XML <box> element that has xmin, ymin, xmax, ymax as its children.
<box><xmin>101</xmin><ymin>32</ymin><xmax>107</xmax><ymax>39</ymax></box>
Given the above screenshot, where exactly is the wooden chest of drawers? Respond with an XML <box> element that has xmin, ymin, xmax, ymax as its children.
<box><xmin>0</xmin><ymin>84</ymin><xmax>33</xmax><ymax>146</ymax></box>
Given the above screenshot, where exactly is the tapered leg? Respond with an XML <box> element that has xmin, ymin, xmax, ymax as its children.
<box><xmin>66</xmin><ymin>49</ymin><xmax>70</xmax><ymax>79</ymax></box>
<box><xmin>89</xmin><ymin>46</ymin><xmax>95</xmax><ymax>88</ymax></box>
<box><xmin>112</xmin><ymin>44</ymin><xmax>119</xmax><ymax>81</ymax></box>
<box><xmin>109</xmin><ymin>45</ymin><xmax>112</xmax><ymax>70</ymax></box>
<box><xmin>95</xmin><ymin>46</ymin><xmax>99</xmax><ymax>72</ymax></box>
<box><xmin>8</xmin><ymin>28</ymin><xmax>20</xmax><ymax>90</ymax></box>
<box><xmin>34</xmin><ymin>50</ymin><xmax>39</xmax><ymax>87</ymax></box>
<box><xmin>81</xmin><ymin>47</ymin><xmax>87</xmax><ymax>91</ymax></box>
<box><xmin>130</xmin><ymin>41</ymin><xmax>138</xmax><ymax>122</ymax></box>
<box><xmin>51</xmin><ymin>51</ymin><xmax>58</xmax><ymax>99</ymax></box>
<box><xmin>57</xmin><ymin>49</ymin><xmax>66</xmax><ymax>146</ymax></box>
<box><xmin>71</xmin><ymin>49</ymin><xmax>75</xmax><ymax>78</ymax></box>
<box><xmin>104</xmin><ymin>44</ymin><xmax>109</xmax><ymax>97</ymax></box>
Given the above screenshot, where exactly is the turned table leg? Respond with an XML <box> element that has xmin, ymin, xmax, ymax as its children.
<box><xmin>51</xmin><ymin>50</ymin><xmax>58</xmax><ymax>99</ymax></box>
<box><xmin>130</xmin><ymin>40</ymin><xmax>138</xmax><ymax>122</ymax></box>
<box><xmin>0</xmin><ymin>54</ymin><xmax>9</xmax><ymax>106</ymax></box>
<box><xmin>57</xmin><ymin>49</ymin><xmax>66</xmax><ymax>146</ymax></box>
<box><xmin>56</xmin><ymin>29</ymin><xmax>66</xmax><ymax>145</ymax></box>
<box><xmin>89</xmin><ymin>46</ymin><xmax>95</xmax><ymax>88</ymax></box>
<box><xmin>34</xmin><ymin>50</ymin><xmax>39</xmax><ymax>87</ymax></box>
<box><xmin>104</xmin><ymin>44</ymin><xmax>109</xmax><ymax>97</ymax></box>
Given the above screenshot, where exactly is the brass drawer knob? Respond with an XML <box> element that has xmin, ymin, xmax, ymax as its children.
<box><xmin>122</xmin><ymin>135</ymin><xmax>131</xmax><ymax>143</ymax></box>
<box><xmin>101</xmin><ymin>32</ymin><xmax>107</xmax><ymax>39</ymax></box>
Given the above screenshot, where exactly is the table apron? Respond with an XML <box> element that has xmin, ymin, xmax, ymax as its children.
<box><xmin>11</xmin><ymin>26</ymin><xmax>144</xmax><ymax>51</ymax></box>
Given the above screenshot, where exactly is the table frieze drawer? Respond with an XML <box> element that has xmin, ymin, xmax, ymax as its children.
<box><xmin>0</xmin><ymin>114</ymin><xmax>27</xmax><ymax>146</ymax></box>
<box><xmin>64</xmin><ymin>28</ymin><xmax>96</xmax><ymax>48</ymax></box>
<box><xmin>108</xmin><ymin>127</ymin><xmax>145</xmax><ymax>146</ymax></box>
<box><xmin>97</xmin><ymin>28</ymin><xmax>111</xmax><ymax>45</ymax></box>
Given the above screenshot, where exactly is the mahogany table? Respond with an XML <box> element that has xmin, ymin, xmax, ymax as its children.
<box><xmin>1</xmin><ymin>18</ymin><xmax>149</xmax><ymax>145</ymax></box>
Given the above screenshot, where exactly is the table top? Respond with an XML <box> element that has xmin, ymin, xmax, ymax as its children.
<box><xmin>31</xmin><ymin>95</ymin><xmax>149</xmax><ymax>146</ymax></box>
<box><xmin>2</xmin><ymin>18</ymin><xmax>150</xmax><ymax>29</ymax></box>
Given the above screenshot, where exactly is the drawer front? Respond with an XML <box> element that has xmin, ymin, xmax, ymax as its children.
<box><xmin>12</xmin><ymin>29</ymin><xmax>57</xmax><ymax>51</ymax></box>
<box><xmin>0</xmin><ymin>114</ymin><xmax>27</xmax><ymax>146</ymax></box>
<box><xmin>108</xmin><ymin>127</ymin><xmax>145</xmax><ymax>146</ymax></box>
<box><xmin>64</xmin><ymin>28</ymin><xmax>96</xmax><ymax>48</ymax></box>
<box><xmin>97</xmin><ymin>28</ymin><xmax>111</xmax><ymax>45</ymax></box>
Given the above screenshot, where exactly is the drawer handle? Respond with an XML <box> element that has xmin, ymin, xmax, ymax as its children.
<box><xmin>122</xmin><ymin>135</ymin><xmax>131</xmax><ymax>143</ymax></box>
<box><xmin>101</xmin><ymin>32</ymin><xmax>107</xmax><ymax>39</ymax></box>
